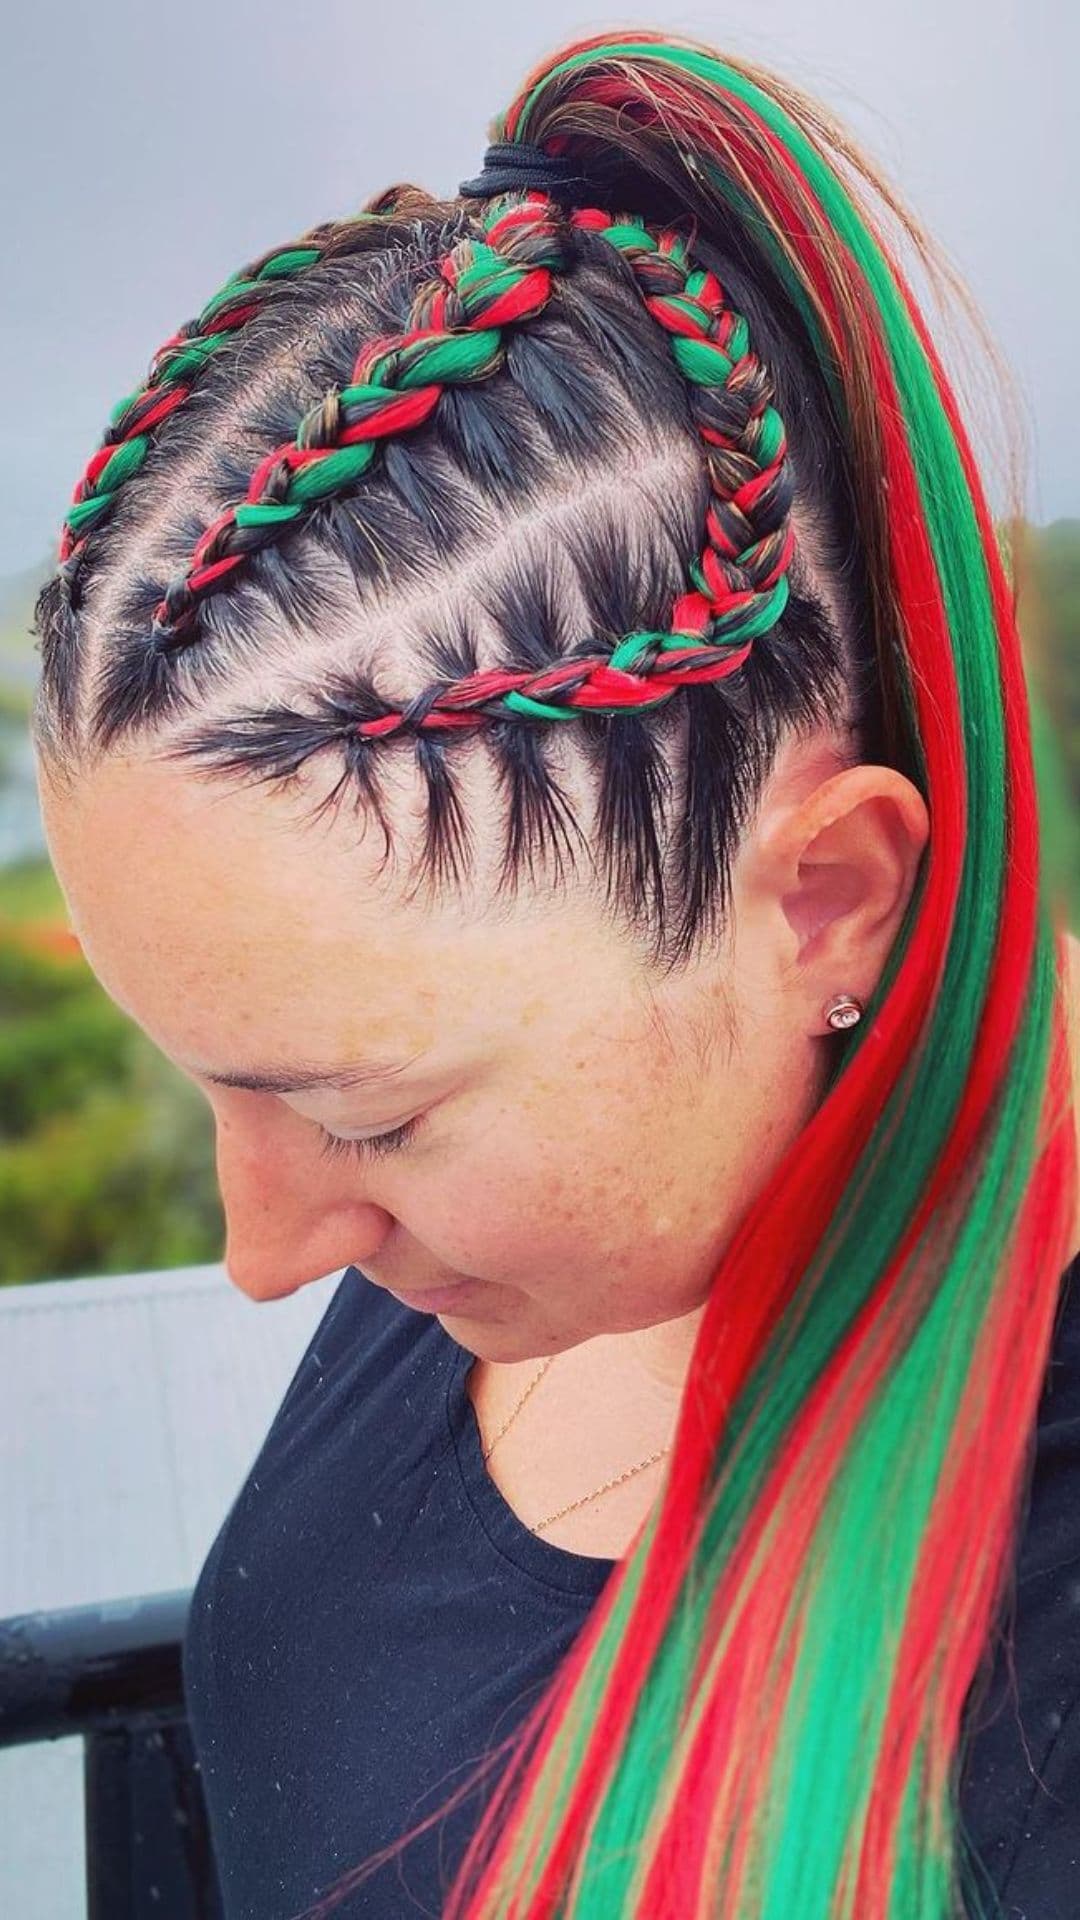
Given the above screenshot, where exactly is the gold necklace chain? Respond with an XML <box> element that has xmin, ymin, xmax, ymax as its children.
<box><xmin>479</xmin><ymin>1353</ymin><xmax>673</xmax><ymax>1536</ymax></box>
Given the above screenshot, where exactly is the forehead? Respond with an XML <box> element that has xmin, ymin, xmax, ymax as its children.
<box><xmin>36</xmin><ymin>748</ymin><xmax>570</xmax><ymax>1075</ymax></box>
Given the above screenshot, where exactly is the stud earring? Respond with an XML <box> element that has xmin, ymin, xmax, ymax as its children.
<box><xmin>824</xmin><ymin>993</ymin><xmax>863</xmax><ymax>1032</ymax></box>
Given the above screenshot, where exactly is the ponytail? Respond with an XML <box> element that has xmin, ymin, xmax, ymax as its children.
<box><xmin>304</xmin><ymin>31</ymin><xmax>1075</xmax><ymax>1920</ymax></box>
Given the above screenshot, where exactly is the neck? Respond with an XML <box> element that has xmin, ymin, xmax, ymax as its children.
<box><xmin>619</xmin><ymin>1301</ymin><xmax>708</xmax><ymax>1397</ymax></box>
<box><xmin>468</xmin><ymin>1298</ymin><xmax>708</xmax><ymax>1558</ymax></box>
<box><xmin>565</xmin><ymin>1296</ymin><xmax>708</xmax><ymax>1416</ymax></box>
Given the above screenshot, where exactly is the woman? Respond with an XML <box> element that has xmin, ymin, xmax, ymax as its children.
<box><xmin>31</xmin><ymin>26</ymin><xmax>1080</xmax><ymax>1920</ymax></box>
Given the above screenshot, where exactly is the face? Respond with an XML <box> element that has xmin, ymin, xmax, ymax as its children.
<box><xmin>36</xmin><ymin>725</ymin><xmax>928</xmax><ymax>1365</ymax></box>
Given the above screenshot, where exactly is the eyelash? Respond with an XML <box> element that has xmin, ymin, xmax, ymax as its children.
<box><xmin>314</xmin><ymin>1118</ymin><xmax>423</xmax><ymax>1166</ymax></box>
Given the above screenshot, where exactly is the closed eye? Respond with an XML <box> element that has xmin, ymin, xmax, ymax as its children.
<box><xmin>314</xmin><ymin>1117</ymin><xmax>423</xmax><ymax>1166</ymax></box>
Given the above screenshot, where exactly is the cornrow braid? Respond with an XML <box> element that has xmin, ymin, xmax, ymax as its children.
<box><xmin>141</xmin><ymin>190</ymin><xmax>796</xmax><ymax>733</ymax></box>
<box><xmin>55</xmin><ymin>212</ymin><xmax>399</xmax><ymax>608</ymax></box>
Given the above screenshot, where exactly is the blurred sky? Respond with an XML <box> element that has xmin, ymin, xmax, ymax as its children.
<box><xmin>2</xmin><ymin>0</ymin><xmax>1073</xmax><ymax>578</ymax></box>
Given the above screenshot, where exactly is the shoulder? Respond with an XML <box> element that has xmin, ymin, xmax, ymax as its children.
<box><xmin>958</xmin><ymin>1224</ymin><xmax>1080</xmax><ymax>1898</ymax></box>
<box><xmin>1064</xmin><ymin>930</ymin><xmax>1080</xmax><ymax>1265</ymax></box>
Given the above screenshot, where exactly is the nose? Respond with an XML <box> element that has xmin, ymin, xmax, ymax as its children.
<box><xmin>210</xmin><ymin>1095</ymin><xmax>395</xmax><ymax>1301</ymax></box>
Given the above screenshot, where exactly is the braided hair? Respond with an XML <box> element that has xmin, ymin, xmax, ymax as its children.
<box><xmin>34</xmin><ymin>145</ymin><xmax>869</xmax><ymax>972</ymax></box>
<box><xmin>32</xmin><ymin>25</ymin><xmax>1077</xmax><ymax>1920</ymax></box>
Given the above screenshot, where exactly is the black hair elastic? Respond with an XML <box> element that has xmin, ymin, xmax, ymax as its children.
<box><xmin>458</xmin><ymin>141</ymin><xmax>599</xmax><ymax>202</ymax></box>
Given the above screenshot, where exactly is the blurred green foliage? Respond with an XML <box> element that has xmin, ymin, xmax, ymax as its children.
<box><xmin>0</xmin><ymin>869</ymin><xmax>225</xmax><ymax>1283</ymax></box>
<box><xmin>1</xmin><ymin>522</ymin><xmax>1078</xmax><ymax>1285</ymax></box>
<box><xmin>1030</xmin><ymin>524</ymin><xmax>1080</xmax><ymax>806</ymax></box>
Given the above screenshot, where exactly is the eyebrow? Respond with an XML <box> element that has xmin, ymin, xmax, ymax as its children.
<box><xmin>195</xmin><ymin>1050</ymin><xmax>430</xmax><ymax>1095</ymax></box>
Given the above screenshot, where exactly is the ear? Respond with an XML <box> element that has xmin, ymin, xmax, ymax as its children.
<box><xmin>764</xmin><ymin>764</ymin><xmax>930</xmax><ymax>1029</ymax></box>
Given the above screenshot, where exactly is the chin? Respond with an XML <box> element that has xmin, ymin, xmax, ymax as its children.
<box><xmin>436</xmin><ymin>1309</ymin><xmax>565</xmax><ymax>1365</ymax></box>
<box><xmin>434</xmin><ymin>1305</ymin><xmax>503</xmax><ymax>1352</ymax></box>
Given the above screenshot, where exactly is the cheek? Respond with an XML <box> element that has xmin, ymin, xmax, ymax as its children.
<box><xmin>396</xmin><ymin>1113</ymin><xmax>583</xmax><ymax>1282</ymax></box>
<box><xmin>399</xmin><ymin>1088</ymin><xmax>706</xmax><ymax>1326</ymax></box>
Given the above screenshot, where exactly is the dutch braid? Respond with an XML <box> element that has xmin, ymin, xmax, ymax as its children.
<box><xmin>56</xmin><ymin>211</ymin><xmax>405</xmax><ymax>606</ymax></box>
<box><xmin>139</xmin><ymin>192</ymin><xmax>795</xmax><ymax>734</ymax></box>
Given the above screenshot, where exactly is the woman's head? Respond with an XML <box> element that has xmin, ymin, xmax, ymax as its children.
<box><xmin>32</xmin><ymin>159</ymin><xmax>926</xmax><ymax>1357</ymax></box>
<box><xmin>29</xmin><ymin>26</ymin><xmax>1076</xmax><ymax>1920</ymax></box>
<box><xmin>37</xmin><ymin>699</ymin><xmax>927</xmax><ymax>1357</ymax></box>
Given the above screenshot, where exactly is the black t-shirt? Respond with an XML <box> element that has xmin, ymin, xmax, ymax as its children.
<box><xmin>182</xmin><ymin>1255</ymin><xmax>1080</xmax><ymax>1918</ymax></box>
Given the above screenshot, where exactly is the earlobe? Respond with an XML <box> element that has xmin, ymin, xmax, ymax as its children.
<box><xmin>823</xmin><ymin>993</ymin><xmax>864</xmax><ymax>1033</ymax></box>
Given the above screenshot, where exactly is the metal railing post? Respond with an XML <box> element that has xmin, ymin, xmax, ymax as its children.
<box><xmin>0</xmin><ymin>1592</ymin><xmax>223</xmax><ymax>1918</ymax></box>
